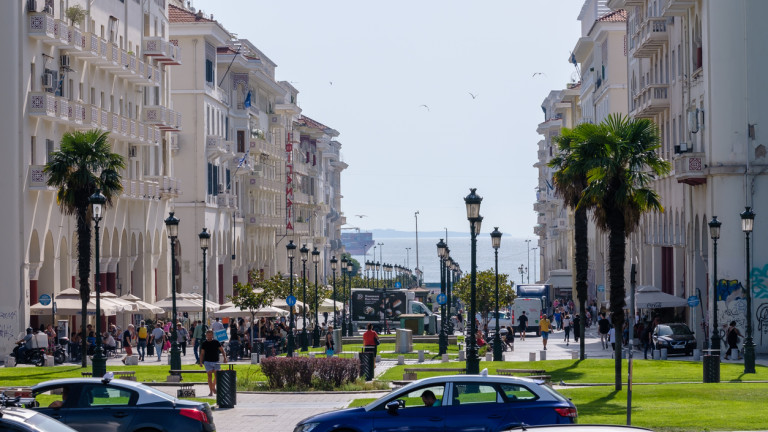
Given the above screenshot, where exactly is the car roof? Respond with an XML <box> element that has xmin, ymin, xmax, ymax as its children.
<box><xmin>0</xmin><ymin>407</ymin><xmax>79</xmax><ymax>432</ymax></box>
<box><xmin>31</xmin><ymin>378</ymin><xmax>146</xmax><ymax>390</ymax></box>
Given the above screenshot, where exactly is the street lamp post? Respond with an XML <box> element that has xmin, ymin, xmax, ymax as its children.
<box><xmin>518</xmin><ymin>264</ymin><xmax>526</xmax><ymax>284</ymax></box>
<box><xmin>525</xmin><ymin>239</ymin><xmax>531</xmax><ymax>284</ymax></box>
<box><xmin>90</xmin><ymin>190</ymin><xmax>107</xmax><ymax>377</ymax></box>
<box><xmin>464</xmin><ymin>188</ymin><xmax>482</xmax><ymax>374</ymax></box>
<box><xmin>376</xmin><ymin>262</ymin><xmax>381</xmax><ymax>288</ymax></box>
<box><xmin>437</xmin><ymin>239</ymin><xmax>447</xmax><ymax>354</ymax></box>
<box><xmin>341</xmin><ymin>257</ymin><xmax>348</xmax><ymax>336</ymax></box>
<box><xmin>300</xmin><ymin>244</ymin><xmax>309</xmax><ymax>351</ymax></box>
<box><xmin>164</xmin><ymin>212</ymin><xmax>181</xmax><ymax>371</ymax></box>
<box><xmin>740</xmin><ymin>207</ymin><xmax>756</xmax><ymax>374</ymax></box>
<box><xmin>286</xmin><ymin>240</ymin><xmax>297</xmax><ymax>356</ymax></box>
<box><xmin>531</xmin><ymin>247</ymin><xmax>538</xmax><ymax>283</ymax></box>
<box><xmin>446</xmin><ymin>256</ymin><xmax>454</xmax><ymax>334</ymax></box>
<box><xmin>198</xmin><ymin>228</ymin><xmax>210</xmax><ymax>335</ymax></box>
<box><xmin>347</xmin><ymin>260</ymin><xmax>354</xmax><ymax>336</ymax></box>
<box><xmin>312</xmin><ymin>247</ymin><xmax>321</xmax><ymax>348</ymax></box>
<box><xmin>331</xmin><ymin>256</ymin><xmax>338</xmax><ymax>330</ymax></box>
<box><xmin>708</xmin><ymin>217</ymin><xmax>721</xmax><ymax>352</ymax></box>
<box><xmin>491</xmin><ymin>227</ymin><xmax>503</xmax><ymax>361</ymax></box>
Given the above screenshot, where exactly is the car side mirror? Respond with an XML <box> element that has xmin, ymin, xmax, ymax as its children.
<box><xmin>386</xmin><ymin>400</ymin><xmax>402</xmax><ymax>415</ymax></box>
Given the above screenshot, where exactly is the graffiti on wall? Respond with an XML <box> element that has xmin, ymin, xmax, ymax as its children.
<box><xmin>752</xmin><ymin>263</ymin><xmax>768</xmax><ymax>299</ymax></box>
<box><xmin>716</xmin><ymin>279</ymin><xmax>747</xmax><ymax>345</ymax></box>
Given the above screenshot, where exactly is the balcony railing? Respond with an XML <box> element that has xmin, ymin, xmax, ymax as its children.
<box><xmin>633</xmin><ymin>17</ymin><xmax>668</xmax><ymax>58</ymax></box>
<box><xmin>674</xmin><ymin>152</ymin><xmax>707</xmax><ymax>186</ymax></box>
<box><xmin>142</xmin><ymin>105</ymin><xmax>181</xmax><ymax>131</ymax></box>
<box><xmin>143</xmin><ymin>36</ymin><xmax>181</xmax><ymax>65</ymax></box>
<box><xmin>662</xmin><ymin>0</ymin><xmax>695</xmax><ymax>16</ymax></box>
<box><xmin>28</xmin><ymin>92</ymin><xmax>67</xmax><ymax>123</ymax></box>
<box><xmin>28</xmin><ymin>13</ymin><xmax>67</xmax><ymax>46</ymax></box>
<box><xmin>64</xmin><ymin>26</ymin><xmax>83</xmax><ymax>51</ymax></box>
<box><xmin>28</xmin><ymin>165</ymin><xmax>53</xmax><ymax>190</ymax></box>
<box><xmin>633</xmin><ymin>84</ymin><xmax>669</xmax><ymax>118</ymax></box>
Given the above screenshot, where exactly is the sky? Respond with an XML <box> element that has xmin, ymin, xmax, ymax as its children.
<box><xmin>194</xmin><ymin>0</ymin><xmax>585</xmax><ymax>237</ymax></box>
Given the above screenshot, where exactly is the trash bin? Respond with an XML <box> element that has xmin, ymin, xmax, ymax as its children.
<box><xmin>216</xmin><ymin>364</ymin><xmax>237</xmax><ymax>408</ymax></box>
<box><xmin>360</xmin><ymin>349</ymin><xmax>375</xmax><ymax>381</ymax></box>
<box><xmin>703</xmin><ymin>349</ymin><xmax>720</xmax><ymax>383</ymax></box>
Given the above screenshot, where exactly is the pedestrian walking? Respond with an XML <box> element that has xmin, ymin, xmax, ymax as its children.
<box><xmin>573</xmin><ymin>314</ymin><xmax>581</xmax><ymax>343</ymax></box>
<box><xmin>192</xmin><ymin>320</ymin><xmax>204</xmax><ymax>362</ymax></box>
<box><xmin>598</xmin><ymin>313</ymin><xmax>611</xmax><ymax>349</ymax></box>
<box><xmin>211</xmin><ymin>318</ymin><xmax>224</xmax><ymax>332</ymax></box>
<box><xmin>176</xmin><ymin>323</ymin><xmax>189</xmax><ymax>356</ymax></box>
<box><xmin>644</xmin><ymin>317</ymin><xmax>659</xmax><ymax>359</ymax></box>
<box><xmin>724</xmin><ymin>321</ymin><xmax>743</xmax><ymax>360</ymax></box>
<box><xmin>608</xmin><ymin>326</ymin><xmax>616</xmax><ymax>351</ymax></box>
<box><xmin>539</xmin><ymin>315</ymin><xmax>551</xmax><ymax>350</ymax></box>
<box><xmin>199</xmin><ymin>329</ymin><xmax>228</xmax><ymax>397</ymax></box>
<box><xmin>562</xmin><ymin>313</ymin><xmax>572</xmax><ymax>345</ymax></box>
<box><xmin>325</xmin><ymin>326</ymin><xmax>335</xmax><ymax>357</ymax></box>
<box><xmin>136</xmin><ymin>321</ymin><xmax>148</xmax><ymax>361</ymax></box>
<box><xmin>553</xmin><ymin>309</ymin><xmax>562</xmax><ymax>332</ymax></box>
<box><xmin>150</xmin><ymin>323</ymin><xmax>165</xmax><ymax>362</ymax></box>
<box><xmin>517</xmin><ymin>311</ymin><xmax>528</xmax><ymax>341</ymax></box>
<box><xmin>121</xmin><ymin>324</ymin><xmax>135</xmax><ymax>364</ymax></box>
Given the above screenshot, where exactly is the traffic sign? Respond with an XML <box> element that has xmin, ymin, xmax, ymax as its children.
<box><xmin>436</xmin><ymin>293</ymin><xmax>447</xmax><ymax>305</ymax></box>
<box><xmin>394</xmin><ymin>282</ymin><xmax>402</xmax><ymax>288</ymax></box>
<box><xmin>286</xmin><ymin>295</ymin><xmax>297</xmax><ymax>307</ymax></box>
<box><xmin>597</xmin><ymin>285</ymin><xmax>605</xmax><ymax>292</ymax></box>
<box><xmin>687</xmin><ymin>296</ymin><xmax>700</xmax><ymax>307</ymax></box>
<box><xmin>39</xmin><ymin>294</ymin><xmax>51</xmax><ymax>306</ymax></box>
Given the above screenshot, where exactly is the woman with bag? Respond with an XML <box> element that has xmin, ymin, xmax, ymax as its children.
<box><xmin>362</xmin><ymin>323</ymin><xmax>379</xmax><ymax>358</ymax></box>
<box><xmin>562</xmin><ymin>313</ymin><xmax>572</xmax><ymax>346</ymax></box>
<box><xmin>724</xmin><ymin>321</ymin><xmax>743</xmax><ymax>360</ymax></box>
<box><xmin>325</xmin><ymin>326</ymin><xmax>335</xmax><ymax>357</ymax></box>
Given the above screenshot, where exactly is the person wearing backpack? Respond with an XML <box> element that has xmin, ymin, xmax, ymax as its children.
<box><xmin>598</xmin><ymin>313</ymin><xmax>611</xmax><ymax>349</ymax></box>
<box><xmin>137</xmin><ymin>321</ymin><xmax>148</xmax><ymax>361</ymax></box>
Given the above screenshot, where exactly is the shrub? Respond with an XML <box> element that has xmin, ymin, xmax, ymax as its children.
<box><xmin>259</xmin><ymin>356</ymin><xmax>360</xmax><ymax>390</ymax></box>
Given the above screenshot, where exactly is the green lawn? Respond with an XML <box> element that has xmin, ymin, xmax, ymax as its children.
<box><xmin>347</xmin><ymin>383</ymin><xmax>768</xmax><ymax>431</ymax></box>
<box><xmin>0</xmin><ymin>364</ymin><xmax>265</xmax><ymax>387</ymax></box>
<box><xmin>377</xmin><ymin>359</ymin><xmax>768</xmax><ymax>383</ymax></box>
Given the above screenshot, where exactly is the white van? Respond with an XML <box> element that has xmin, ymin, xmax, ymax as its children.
<box><xmin>511</xmin><ymin>298</ymin><xmax>543</xmax><ymax>336</ymax></box>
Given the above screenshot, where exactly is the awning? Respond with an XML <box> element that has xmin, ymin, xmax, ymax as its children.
<box><xmin>625</xmin><ymin>285</ymin><xmax>688</xmax><ymax>309</ymax></box>
<box><xmin>545</xmin><ymin>270</ymin><xmax>572</xmax><ymax>288</ymax></box>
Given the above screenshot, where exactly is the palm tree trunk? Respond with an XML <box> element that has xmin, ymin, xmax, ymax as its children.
<box><xmin>77</xmin><ymin>205</ymin><xmax>91</xmax><ymax>368</ymax></box>
<box><xmin>574</xmin><ymin>206</ymin><xmax>589</xmax><ymax>360</ymax></box>
<box><xmin>608</xmin><ymin>210</ymin><xmax>626</xmax><ymax>391</ymax></box>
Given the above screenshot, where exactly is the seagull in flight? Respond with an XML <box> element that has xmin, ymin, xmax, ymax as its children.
<box><xmin>329</xmin><ymin>81</ymin><xmax>333</xmax><ymax>85</ymax></box>
<box><xmin>532</xmin><ymin>72</ymin><xmax>547</xmax><ymax>77</ymax></box>
<box><xmin>354</xmin><ymin>214</ymin><xmax>368</xmax><ymax>218</ymax></box>
<box><xmin>468</xmin><ymin>92</ymin><xmax>478</xmax><ymax>99</ymax></box>
<box><xmin>419</xmin><ymin>104</ymin><xmax>430</xmax><ymax>111</ymax></box>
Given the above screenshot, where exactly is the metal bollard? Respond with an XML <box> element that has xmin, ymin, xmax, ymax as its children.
<box><xmin>529</xmin><ymin>352</ymin><xmax>536</xmax><ymax>362</ymax></box>
<box><xmin>539</xmin><ymin>350</ymin><xmax>547</xmax><ymax>361</ymax></box>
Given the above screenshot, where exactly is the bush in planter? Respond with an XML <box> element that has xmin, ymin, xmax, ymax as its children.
<box><xmin>260</xmin><ymin>356</ymin><xmax>360</xmax><ymax>390</ymax></box>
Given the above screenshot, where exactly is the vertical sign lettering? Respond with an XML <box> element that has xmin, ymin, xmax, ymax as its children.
<box><xmin>285</xmin><ymin>131</ymin><xmax>294</xmax><ymax>233</ymax></box>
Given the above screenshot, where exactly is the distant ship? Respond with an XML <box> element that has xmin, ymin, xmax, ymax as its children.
<box><xmin>341</xmin><ymin>231</ymin><xmax>374</xmax><ymax>255</ymax></box>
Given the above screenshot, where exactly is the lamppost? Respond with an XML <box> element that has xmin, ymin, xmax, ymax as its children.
<box><xmin>330</xmin><ymin>256</ymin><xmax>338</xmax><ymax>330</ymax></box>
<box><xmin>708</xmin><ymin>217</ymin><xmax>721</xmax><ymax>352</ymax></box>
<box><xmin>198</xmin><ymin>228</ymin><xmax>210</xmax><ymax>334</ymax></box>
<box><xmin>300</xmin><ymin>244</ymin><xmax>309</xmax><ymax>351</ymax></box>
<box><xmin>740</xmin><ymin>207</ymin><xmax>756</xmax><ymax>374</ymax></box>
<box><xmin>341</xmin><ymin>257</ymin><xmax>349</xmax><ymax>336</ymax></box>
<box><xmin>375</xmin><ymin>262</ymin><xmax>381</xmax><ymax>288</ymax></box>
<box><xmin>445</xmin><ymin>256</ymin><xmax>454</xmax><ymax>334</ymax></box>
<box><xmin>347</xmin><ymin>259</ymin><xmax>354</xmax><ymax>335</ymax></box>
<box><xmin>164</xmin><ymin>212</ymin><xmax>181</xmax><ymax>371</ymax></box>
<box><xmin>518</xmin><ymin>264</ymin><xmax>526</xmax><ymax>284</ymax></box>
<box><xmin>89</xmin><ymin>190</ymin><xmax>107</xmax><ymax>377</ymax></box>
<box><xmin>464</xmin><ymin>188</ymin><xmax>482</xmax><ymax>374</ymax></box>
<box><xmin>286</xmin><ymin>240</ymin><xmax>297</xmax><ymax>356</ymax></box>
<box><xmin>491</xmin><ymin>227</ymin><xmax>503</xmax><ymax>361</ymax></box>
<box><xmin>312</xmin><ymin>247</ymin><xmax>321</xmax><ymax>348</ymax></box>
<box><xmin>531</xmin><ymin>247</ymin><xmax>538</xmax><ymax>283</ymax></box>
<box><xmin>437</xmin><ymin>239</ymin><xmax>448</xmax><ymax>354</ymax></box>
<box><xmin>525</xmin><ymin>239</ymin><xmax>531</xmax><ymax>284</ymax></box>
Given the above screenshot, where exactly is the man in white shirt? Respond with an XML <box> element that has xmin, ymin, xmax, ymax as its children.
<box><xmin>150</xmin><ymin>323</ymin><xmax>166</xmax><ymax>362</ymax></box>
<box><xmin>211</xmin><ymin>318</ymin><xmax>224</xmax><ymax>332</ymax></box>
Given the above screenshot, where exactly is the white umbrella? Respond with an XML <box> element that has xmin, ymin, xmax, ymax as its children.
<box><xmin>91</xmin><ymin>291</ymin><xmax>138</xmax><ymax>313</ymax></box>
<box><xmin>318</xmin><ymin>298</ymin><xmax>343</xmax><ymax>312</ymax></box>
<box><xmin>625</xmin><ymin>285</ymin><xmax>689</xmax><ymax>309</ymax></box>
<box><xmin>30</xmin><ymin>288</ymin><xmax>118</xmax><ymax>316</ymax></box>
<box><xmin>214</xmin><ymin>305</ymin><xmax>289</xmax><ymax>318</ymax></box>
<box><xmin>119</xmin><ymin>294</ymin><xmax>164</xmax><ymax>314</ymax></box>
<box><xmin>155</xmin><ymin>297</ymin><xmax>218</xmax><ymax>313</ymax></box>
<box><xmin>272</xmin><ymin>297</ymin><xmax>306</xmax><ymax>313</ymax></box>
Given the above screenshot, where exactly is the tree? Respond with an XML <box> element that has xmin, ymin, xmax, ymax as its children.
<box><xmin>230</xmin><ymin>270</ymin><xmax>286</xmax><ymax>343</ymax></box>
<box><xmin>271</xmin><ymin>272</ymin><xmax>329</xmax><ymax>327</ymax></box>
<box><xmin>45</xmin><ymin>130</ymin><xmax>124</xmax><ymax>368</ymax></box>
<box><xmin>549</xmin><ymin>123</ymin><xmax>604</xmax><ymax>360</ymax></box>
<box><xmin>580</xmin><ymin>114</ymin><xmax>671</xmax><ymax>390</ymax></box>
<box><xmin>453</xmin><ymin>269</ymin><xmax>515</xmax><ymax>328</ymax></box>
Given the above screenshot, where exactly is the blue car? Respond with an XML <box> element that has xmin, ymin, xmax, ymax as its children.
<box><xmin>295</xmin><ymin>373</ymin><xmax>577</xmax><ymax>432</ymax></box>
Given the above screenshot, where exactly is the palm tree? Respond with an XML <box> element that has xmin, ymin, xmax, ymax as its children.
<box><xmin>581</xmin><ymin>114</ymin><xmax>671</xmax><ymax>390</ymax></box>
<box><xmin>549</xmin><ymin>122</ymin><xmax>605</xmax><ymax>360</ymax></box>
<box><xmin>45</xmin><ymin>130</ymin><xmax>124</xmax><ymax>367</ymax></box>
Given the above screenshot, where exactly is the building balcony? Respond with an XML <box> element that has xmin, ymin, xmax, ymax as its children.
<box><xmin>206</xmin><ymin>135</ymin><xmax>228</xmax><ymax>157</ymax></box>
<box><xmin>63</xmin><ymin>26</ymin><xmax>84</xmax><ymax>52</ymax></box>
<box><xmin>82</xmin><ymin>104</ymin><xmax>100</xmax><ymax>128</ymax></box>
<box><xmin>28</xmin><ymin>92</ymin><xmax>69</xmax><ymax>123</ymax></box>
<box><xmin>103</xmin><ymin>43</ymin><xmax>123</xmax><ymax>70</ymax></box>
<box><xmin>28</xmin><ymin>165</ymin><xmax>53</xmax><ymax>191</ymax></box>
<box><xmin>67</xmin><ymin>101</ymin><xmax>84</xmax><ymax>125</ymax></box>
<box><xmin>662</xmin><ymin>0</ymin><xmax>695</xmax><ymax>16</ymax></box>
<box><xmin>632</xmin><ymin>84</ymin><xmax>669</xmax><ymax>118</ymax></box>
<box><xmin>115</xmin><ymin>50</ymin><xmax>138</xmax><ymax>77</ymax></box>
<box><xmin>633</xmin><ymin>17</ymin><xmax>668</xmax><ymax>58</ymax></box>
<box><xmin>159</xmin><ymin>176</ymin><xmax>182</xmax><ymax>197</ymax></box>
<box><xmin>121</xmin><ymin>179</ymin><xmax>162</xmax><ymax>200</ymax></box>
<box><xmin>143</xmin><ymin>36</ymin><xmax>181</xmax><ymax>65</ymax></box>
<box><xmin>245</xmin><ymin>214</ymin><xmax>283</xmax><ymax>228</ymax></box>
<box><xmin>28</xmin><ymin>13</ymin><xmax>67</xmax><ymax>46</ymax></box>
<box><xmin>674</xmin><ymin>152</ymin><xmax>707</xmax><ymax>186</ymax></box>
<box><xmin>293</xmin><ymin>190</ymin><xmax>310</xmax><ymax>204</ymax></box>
<box><xmin>536</xmin><ymin>118</ymin><xmax>563</xmax><ymax>135</ymax></box>
<box><xmin>274</xmin><ymin>102</ymin><xmax>301</xmax><ymax>116</ymax></box>
<box><xmin>141</xmin><ymin>105</ymin><xmax>181</xmax><ymax>131</ymax></box>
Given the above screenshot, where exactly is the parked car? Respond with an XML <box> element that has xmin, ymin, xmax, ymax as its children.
<box><xmin>294</xmin><ymin>373</ymin><xmax>577</xmax><ymax>432</ymax></box>
<box><xmin>502</xmin><ymin>425</ymin><xmax>653</xmax><ymax>432</ymax></box>
<box><xmin>477</xmin><ymin>312</ymin><xmax>514</xmax><ymax>331</ymax></box>
<box><xmin>652</xmin><ymin>323</ymin><xmax>696</xmax><ymax>355</ymax></box>
<box><xmin>0</xmin><ymin>406</ymin><xmax>78</xmax><ymax>432</ymax></box>
<box><xmin>29</xmin><ymin>375</ymin><xmax>215</xmax><ymax>432</ymax></box>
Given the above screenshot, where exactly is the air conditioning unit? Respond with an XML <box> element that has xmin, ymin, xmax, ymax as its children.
<box><xmin>60</xmin><ymin>55</ymin><xmax>70</xmax><ymax>68</ymax></box>
<box><xmin>41</xmin><ymin>73</ymin><xmax>54</xmax><ymax>89</ymax></box>
<box><xmin>129</xmin><ymin>146</ymin><xmax>137</xmax><ymax>158</ymax></box>
<box><xmin>26</xmin><ymin>0</ymin><xmax>37</xmax><ymax>13</ymax></box>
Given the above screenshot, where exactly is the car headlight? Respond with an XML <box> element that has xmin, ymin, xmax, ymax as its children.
<box><xmin>294</xmin><ymin>423</ymin><xmax>320</xmax><ymax>432</ymax></box>
<box><xmin>657</xmin><ymin>340</ymin><xmax>669</xmax><ymax>346</ymax></box>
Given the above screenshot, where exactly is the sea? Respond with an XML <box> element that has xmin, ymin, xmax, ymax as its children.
<box><xmin>349</xmin><ymin>231</ymin><xmax>537</xmax><ymax>285</ymax></box>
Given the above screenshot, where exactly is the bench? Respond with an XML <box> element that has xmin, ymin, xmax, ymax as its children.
<box><xmin>403</xmin><ymin>367</ymin><xmax>466</xmax><ymax>381</ymax></box>
<box><xmin>177</xmin><ymin>383</ymin><xmax>196</xmax><ymax>398</ymax></box>
<box><xmin>81</xmin><ymin>371</ymin><xmax>136</xmax><ymax>381</ymax></box>
<box><xmin>168</xmin><ymin>369</ymin><xmax>208</xmax><ymax>382</ymax></box>
<box><xmin>496</xmin><ymin>369</ymin><xmax>546</xmax><ymax>376</ymax></box>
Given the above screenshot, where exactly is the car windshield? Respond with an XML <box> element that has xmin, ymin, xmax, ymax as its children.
<box><xmin>669</xmin><ymin>325</ymin><xmax>693</xmax><ymax>335</ymax></box>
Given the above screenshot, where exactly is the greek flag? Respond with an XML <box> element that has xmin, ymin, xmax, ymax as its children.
<box><xmin>244</xmin><ymin>90</ymin><xmax>252</xmax><ymax>108</ymax></box>
<box><xmin>237</xmin><ymin>149</ymin><xmax>249</xmax><ymax>168</ymax></box>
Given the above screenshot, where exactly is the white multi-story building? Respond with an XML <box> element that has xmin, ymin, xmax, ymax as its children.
<box><xmin>0</xmin><ymin>0</ymin><xmax>181</xmax><ymax>356</ymax></box>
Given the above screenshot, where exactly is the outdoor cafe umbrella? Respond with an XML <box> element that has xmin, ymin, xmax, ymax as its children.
<box><xmin>318</xmin><ymin>298</ymin><xmax>342</xmax><ymax>313</ymax></box>
<box><xmin>29</xmin><ymin>287</ymin><xmax>118</xmax><ymax>316</ymax></box>
<box><xmin>119</xmin><ymin>294</ymin><xmax>164</xmax><ymax>314</ymax></box>
<box><xmin>272</xmin><ymin>297</ymin><xmax>306</xmax><ymax>313</ymax></box>
<box><xmin>154</xmin><ymin>297</ymin><xmax>218</xmax><ymax>313</ymax></box>
<box><xmin>90</xmin><ymin>291</ymin><xmax>138</xmax><ymax>313</ymax></box>
<box><xmin>625</xmin><ymin>285</ymin><xmax>689</xmax><ymax>309</ymax></box>
<box><xmin>213</xmin><ymin>305</ymin><xmax>289</xmax><ymax>318</ymax></box>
